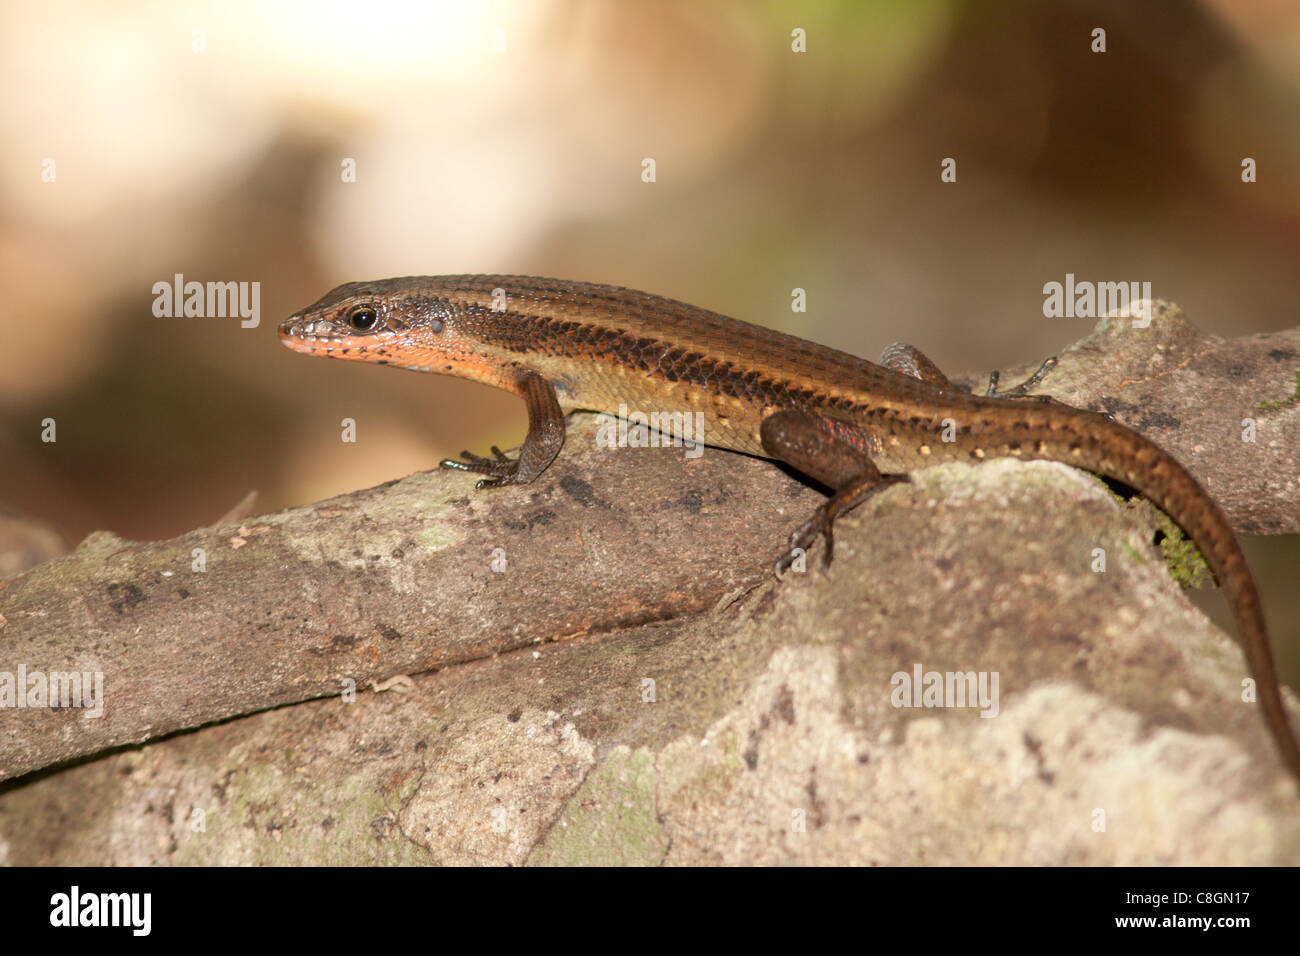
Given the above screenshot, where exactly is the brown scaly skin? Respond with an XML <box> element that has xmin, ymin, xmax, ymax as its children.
<box><xmin>279</xmin><ymin>274</ymin><xmax>1300</xmax><ymax>785</ymax></box>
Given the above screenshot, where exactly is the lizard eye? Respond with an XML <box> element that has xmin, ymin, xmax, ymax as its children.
<box><xmin>348</xmin><ymin>307</ymin><xmax>378</xmax><ymax>332</ymax></box>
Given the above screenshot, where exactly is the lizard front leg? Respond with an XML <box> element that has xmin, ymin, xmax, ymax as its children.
<box><xmin>440</xmin><ymin>370</ymin><xmax>565</xmax><ymax>488</ymax></box>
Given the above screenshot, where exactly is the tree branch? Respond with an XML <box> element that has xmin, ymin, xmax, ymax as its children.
<box><xmin>1</xmin><ymin>301</ymin><xmax>1297</xmax><ymax>863</ymax></box>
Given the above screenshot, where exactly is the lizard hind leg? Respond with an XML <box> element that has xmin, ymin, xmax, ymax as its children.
<box><xmin>760</xmin><ymin>409</ymin><xmax>907</xmax><ymax>577</ymax></box>
<box><xmin>881</xmin><ymin>341</ymin><xmax>1058</xmax><ymax>399</ymax></box>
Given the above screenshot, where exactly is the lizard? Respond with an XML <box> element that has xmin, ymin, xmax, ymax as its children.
<box><xmin>278</xmin><ymin>274</ymin><xmax>1300</xmax><ymax>784</ymax></box>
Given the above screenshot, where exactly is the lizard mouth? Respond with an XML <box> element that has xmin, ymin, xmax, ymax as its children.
<box><xmin>277</xmin><ymin>319</ymin><xmax>427</xmax><ymax>369</ymax></box>
<box><xmin>277</xmin><ymin>320</ymin><xmax>376</xmax><ymax>357</ymax></box>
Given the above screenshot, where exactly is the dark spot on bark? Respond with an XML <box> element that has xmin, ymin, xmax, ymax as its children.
<box><xmin>376</xmin><ymin>623</ymin><xmax>402</xmax><ymax>642</ymax></box>
<box><xmin>1098</xmin><ymin>396</ymin><xmax>1140</xmax><ymax>419</ymax></box>
<box><xmin>177</xmin><ymin>588</ymin><xmax>190</xmax><ymax>598</ymax></box>
<box><xmin>526</xmin><ymin>510</ymin><xmax>557</xmax><ymax>529</ymax></box>
<box><xmin>1137</xmin><ymin>411</ymin><xmax>1180</xmax><ymax>430</ymax></box>
<box><xmin>1266</xmin><ymin>348</ymin><xmax>1297</xmax><ymax>361</ymax></box>
<box><xmin>743</xmin><ymin>729</ymin><xmax>760</xmax><ymax>770</ymax></box>
<box><xmin>213</xmin><ymin>770</ymin><xmax>236</xmax><ymax>802</ymax></box>
<box><xmin>1023</xmin><ymin>732</ymin><xmax>1056</xmax><ymax>785</ymax></box>
<box><xmin>676</xmin><ymin>489</ymin><xmax>703</xmax><ymax>514</ymax></box>
<box><xmin>106</xmin><ymin>582</ymin><xmax>145</xmax><ymax>614</ymax></box>
<box><xmin>331</xmin><ymin>634</ymin><xmax>359</xmax><ymax>648</ymax></box>
<box><xmin>507</xmin><ymin>709</ymin><xmax>522</xmax><ymax>722</ymax></box>
<box><xmin>774</xmin><ymin>684</ymin><xmax>796</xmax><ymax>724</ymax></box>
<box><xmin>807</xmin><ymin>772</ymin><xmax>827</xmax><ymax>829</ymax></box>
<box><xmin>559</xmin><ymin>474</ymin><xmax>595</xmax><ymax>505</ymax></box>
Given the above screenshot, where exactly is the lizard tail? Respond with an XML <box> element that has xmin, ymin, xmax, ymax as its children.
<box><xmin>1053</xmin><ymin>407</ymin><xmax>1300</xmax><ymax>783</ymax></box>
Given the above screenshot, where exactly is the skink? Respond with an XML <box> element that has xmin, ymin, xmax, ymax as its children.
<box><xmin>278</xmin><ymin>274</ymin><xmax>1300</xmax><ymax>784</ymax></box>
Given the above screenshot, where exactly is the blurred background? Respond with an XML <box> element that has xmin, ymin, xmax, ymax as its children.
<box><xmin>1</xmin><ymin>0</ymin><xmax>1297</xmax><ymax>670</ymax></box>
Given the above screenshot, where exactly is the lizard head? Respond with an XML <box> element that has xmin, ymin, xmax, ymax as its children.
<box><xmin>277</xmin><ymin>277</ymin><xmax>464</xmax><ymax>372</ymax></box>
<box><xmin>280</xmin><ymin>275</ymin><xmax>572</xmax><ymax>394</ymax></box>
<box><xmin>280</xmin><ymin>277</ymin><xmax>540</xmax><ymax>396</ymax></box>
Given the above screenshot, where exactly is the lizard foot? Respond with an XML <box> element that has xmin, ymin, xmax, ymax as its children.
<box><xmin>440</xmin><ymin>446</ymin><xmax>520</xmax><ymax>488</ymax></box>
<box><xmin>774</xmin><ymin>474</ymin><xmax>910</xmax><ymax>578</ymax></box>
<box><xmin>986</xmin><ymin>356</ymin><xmax>1058</xmax><ymax>398</ymax></box>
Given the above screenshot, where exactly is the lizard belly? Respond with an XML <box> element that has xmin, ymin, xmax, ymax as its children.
<box><xmin>541</xmin><ymin>356</ymin><xmax>768</xmax><ymax>456</ymax></box>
